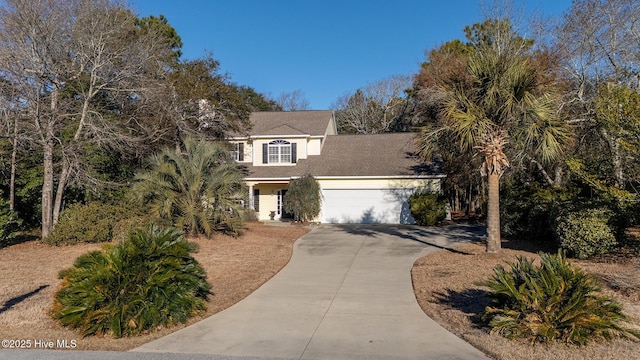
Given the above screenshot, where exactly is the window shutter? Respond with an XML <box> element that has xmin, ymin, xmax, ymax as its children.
<box><xmin>253</xmin><ymin>189</ymin><xmax>259</xmax><ymax>212</ymax></box>
<box><xmin>238</xmin><ymin>143</ymin><xmax>244</xmax><ymax>162</ymax></box>
<box><xmin>291</xmin><ymin>143</ymin><xmax>297</xmax><ymax>163</ymax></box>
<box><xmin>262</xmin><ymin>143</ymin><xmax>268</xmax><ymax>164</ymax></box>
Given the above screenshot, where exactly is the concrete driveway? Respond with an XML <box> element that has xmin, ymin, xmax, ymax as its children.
<box><xmin>134</xmin><ymin>224</ymin><xmax>489</xmax><ymax>360</ymax></box>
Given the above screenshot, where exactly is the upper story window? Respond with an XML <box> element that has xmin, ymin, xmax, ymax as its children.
<box><xmin>269</xmin><ymin>140</ymin><xmax>291</xmax><ymax>163</ymax></box>
<box><xmin>231</xmin><ymin>142</ymin><xmax>244</xmax><ymax>162</ymax></box>
<box><xmin>263</xmin><ymin>140</ymin><xmax>297</xmax><ymax>164</ymax></box>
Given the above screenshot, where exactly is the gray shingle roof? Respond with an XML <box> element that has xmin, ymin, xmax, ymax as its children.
<box><xmin>242</xmin><ymin>132</ymin><xmax>442</xmax><ymax>179</ymax></box>
<box><xmin>245</xmin><ymin>110</ymin><xmax>334</xmax><ymax>137</ymax></box>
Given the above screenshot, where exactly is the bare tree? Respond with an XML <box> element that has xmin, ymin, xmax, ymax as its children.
<box><xmin>0</xmin><ymin>0</ymin><xmax>172</xmax><ymax>237</ymax></box>
<box><xmin>555</xmin><ymin>0</ymin><xmax>640</xmax><ymax>188</ymax></box>
<box><xmin>557</xmin><ymin>0</ymin><xmax>640</xmax><ymax>97</ymax></box>
<box><xmin>275</xmin><ymin>89</ymin><xmax>310</xmax><ymax>111</ymax></box>
<box><xmin>0</xmin><ymin>79</ymin><xmax>21</xmax><ymax>210</ymax></box>
<box><xmin>332</xmin><ymin>75</ymin><xmax>412</xmax><ymax>134</ymax></box>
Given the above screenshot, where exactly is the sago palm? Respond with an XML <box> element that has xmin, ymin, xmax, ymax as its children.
<box><xmin>479</xmin><ymin>251</ymin><xmax>639</xmax><ymax>345</ymax></box>
<box><xmin>421</xmin><ymin>24</ymin><xmax>570</xmax><ymax>252</ymax></box>
<box><xmin>132</xmin><ymin>137</ymin><xmax>246</xmax><ymax>237</ymax></box>
<box><xmin>52</xmin><ymin>225</ymin><xmax>210</xmax><ymax>338</ymax></box>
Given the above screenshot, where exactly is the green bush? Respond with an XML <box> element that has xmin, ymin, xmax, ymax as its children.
<box><xmin>500</xmin><ymin>180</ymin><xmax>590</xmax><ymax>242</ymax></box>
<box><xmin>499</xmin><ymin>182</ymin><xmax>567</xmax><ymax>241</ymax></box>
<box><xmin>284</xmin><ymin>174</ymin><xmax>321</xmax><ymax>222</ymax></box>
<box><xmin>555</xmin><ymin>208</ymin><xmax>617</xmax><ymax>259</ymax></box>
<box><xmin>408</xmin><ymin>192</ymin><xmax>447</xmax><ymax>226</ymax></box>
<box><xmin>44</xmin><ymin>202</ymin><xmax>128</xmax><ymax>245</ymax></box>
<box><xmin>111</xmin><ymin>213</ymin><xmax>154</xmax><ymax>243</ymax></box>
<box><xmin>480</xmin><ymin>251</ymin><xmax>639</xmax><ymax>345</ymax></box>
<box><xmin>52</xmin><ymin>225</ymin><xmax>210</xmax><ymax>338</ymax></box>
<box><xmin>132</xmin><ymin>137</ymin><xmax>246</xmax><ymax>238</ymax></box>
<box><xmin>0</xmin><ymin>196</ymin><xmax>22</xmax><ymax>247</ymax></box>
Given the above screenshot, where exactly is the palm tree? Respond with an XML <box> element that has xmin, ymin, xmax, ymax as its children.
<box><xmin>419</xmin><ymin>20</ymin><xmax>570</xmax><ymax>253</ymax></box>
<box><xmin>132</xmin><ymin>137</ymin><xmax>246</xmax><ymax>237</ymax></box>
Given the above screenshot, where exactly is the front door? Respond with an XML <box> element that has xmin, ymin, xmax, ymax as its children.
<box><xmin>278</xmin><ymin>189</ymin><xmax>294</xmax><ymax>219</ymax></box>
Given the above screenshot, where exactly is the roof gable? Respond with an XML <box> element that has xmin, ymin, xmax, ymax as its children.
<box><xmin>247</xmin><ymin>110</ymin><xmax>333</xmax><ymax>137</ymax></box>
<box><xmin>258</xmin><ymin>124</ymin><xmax>308</xmax><ymax>136</ymax></box>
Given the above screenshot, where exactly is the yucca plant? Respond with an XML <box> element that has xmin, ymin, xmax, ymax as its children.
<box><xmin>52</xmin><ymin>225</ymin><xmax>210</xmax><ymax>338</ymax></box>
<box><xmin>479</xmin><ymin>250</ymin><xmax>639</xmax><ymax>345</ymax></box>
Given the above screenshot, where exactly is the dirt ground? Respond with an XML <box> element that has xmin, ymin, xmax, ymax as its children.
<box><xmin>3</xmin><ymin>221</ymin><xmax>640</xmax><ymax>359</ymax></box>
<box><xmin>0</xmin><ymin>222</ymin><xmax>309</xmax><ymax>351</ymax></box>
<box><xmin>412</xmin><ymin>237</ymin><xmax>640</xmax><ymax>360</ymax></box>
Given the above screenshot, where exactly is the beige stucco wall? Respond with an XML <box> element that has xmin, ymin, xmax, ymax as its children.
<box><xmin>243</xmin><ymin>141</ymin><xmax>252</xmax><ymax>163</ymax></box>
<box><xmin>325</xmin><ymin>115</ymin><xmax>337</xmax><ymax>135</ymax></box>
<box><xmin>241</xmin><ymin>141</ymin><xmax>252</xmax><ymax>163</ymax></box>
<box><xmin>307</xmin><ymin>137</ymin><xmax>322</xmax><ymax>156</ymax></box>
<box><xmin>250</xmin><ymin>183</ymin><xmax>288</xmax><ymax>220</ymax></box>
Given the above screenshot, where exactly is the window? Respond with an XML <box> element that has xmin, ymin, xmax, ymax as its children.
<box><xmin>231</xmin><ymin>142</ymin><xmax>244</xmax><ymax>162</ymax></box>
<box><xmin>277</xmin><ymin>190</ymin><xmax>282</xmax><ymax>215</ymax></box>
<box><xmin>265</xmin><ymin>140</ymin><xmax>296</xmax><ymax>164</ymax></box>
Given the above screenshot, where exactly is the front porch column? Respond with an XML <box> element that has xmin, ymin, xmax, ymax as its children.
<box><xmin>248</xmin><ymin>184</ymin><xmax>254</xmax><ymax>209</ymax></box>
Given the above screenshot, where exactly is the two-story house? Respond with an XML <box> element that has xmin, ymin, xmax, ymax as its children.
<box><xmin>228</xmin><ymin>110</ymin><xmax>444</xmax><ymax>224</ymax></box>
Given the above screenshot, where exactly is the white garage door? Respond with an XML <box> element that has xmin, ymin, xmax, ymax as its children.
<box><xmin>321</xmin><ymin>188</ymin><xmax>416</xmax><ymax>224</ymax></box>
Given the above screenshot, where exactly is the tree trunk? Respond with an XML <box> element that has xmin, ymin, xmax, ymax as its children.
<box><xmin>9</xmin><ymin>114</ymin><xmax>17</xmax><ymax>211</ymax></box>
<box><xmin>466</xmin><ymin>184</ymin><xmax>472</xmax><ymax>216</ymax></box>
<box><xmin>42</xmin><ymin>86</ymin><xmax>58</xmax><ymax>238</ymax></box>
<box><xmin>554</xmin><ymin>165</ymin><xmax>564</xmax><ymax>188</ymax></box>
<box><xmin>486</xmin><ymin>172</ymin><xmax>501</xmax><ymax>253</ymax></box>
<box><xmin>41</xmin><ymin>140</ymin><xmax>54</xmax><ymax>238</ymax></box>
<box><xmin>454</xmin><ymin>186</ymin><xmax>459</xmax><ymax>212</ymax></box>
<box><xmin>530</xmin><ymin>158</ymin><xmax>555</xmax><ymax>187</ymax></box>
<box><xmin>601</xmin><ymin>128</ymin><xmax>625</xmax><ymax>188</ymax></box>
<box><xmin>52</xmin><ymin>159</ymin><xmax>70</xmax><ymax>225</ymax></box>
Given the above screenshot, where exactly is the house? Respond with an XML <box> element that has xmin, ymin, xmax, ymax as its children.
<box><xmin>228</xmin><ymin>110</ymin><xmax>444</xmax><ymax>224</ymax></box>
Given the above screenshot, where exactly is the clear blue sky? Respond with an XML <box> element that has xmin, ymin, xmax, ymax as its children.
<box><xmin>130</xmin><ymin>0</ymin><xmax>572</xmax><ymax>110</ymax></box>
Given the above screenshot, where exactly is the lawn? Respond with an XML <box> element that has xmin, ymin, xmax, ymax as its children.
<box><xmin>0</xmin><ymin>222</ymin><xmax>309</xmax><ymax>351</ymax></box>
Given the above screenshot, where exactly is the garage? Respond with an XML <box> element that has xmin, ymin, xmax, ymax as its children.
<box><xmin>320</xmin><ymin>188</ymin><xmax>416</xmax><ymax>224</ymax></box>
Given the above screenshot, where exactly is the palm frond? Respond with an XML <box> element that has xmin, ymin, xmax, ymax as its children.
<box><xmin>132</xmin><ymin>137</ymin><xmax>246</xmax><ymax>237</ymax></box>
<box><xmin>52</xmin><ymin>225</ymin><xmax>210</xmax><ymax>338</ymax></box>
<box><xmin>479</xmin><ymin>250</ymin><xmax>638</xmax><ymax>344</ymax></box>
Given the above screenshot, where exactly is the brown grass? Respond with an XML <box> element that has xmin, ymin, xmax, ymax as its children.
<box><xmin>412</xmin><ymin>238</ymin><xmax>640</xmax><ymax>360</ymax></box>
<box><xmin>4</xmin><ymin>220</ymin><xmax>640</xmax><ymax>358</ymax></box>
<box><xmin>0</xmin><ymin>222</ymin><xmax>309</xmax><ymax>351</ymax></box>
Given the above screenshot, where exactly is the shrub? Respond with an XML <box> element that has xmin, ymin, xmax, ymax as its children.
<box><xmin>283</xmin><ymin>174</ymin><xmax>321</xmax><ymax>222</ymax></box>
<box><xmin>555</xmin><ymin>208</ymin><xmax>617</xmax><ymax>259</ymax></box>
<box><xmin>132</xmin><ymin>137</ymin><xmax>246</xmax><ymax>237</ymax></box>
<box><xmin>242</xmin><ymin>208</ymin><xmax>258</xmax><ymax>222</ymax></box>
<box><xmin>52</xmin><ymin>225</ymin><xmax>210</xmax><ymax>338</ymax></box>
<box><xmin>111</xmin><ymin>213</ymin><xmax>154</xmax><ymax>243</ymax></box>
<box><xmin>408</xmin><ymin>192</ymin><xmax>446</xmax><ymax>226</ymax></box>
<box><xmin>499</xmin><ymin>182</ymin><xmax>567</xmax><ymax>241</ymax></box>
<box><xmin>479</xmin><ymin>251</ymin><xmax>639</xmax><ymax>345</ymax></box>
<box><xmin>0</xmin><ymin>196</ymin><xmax>21</xmax><ymax>247</ymax></box>
<box><xmin>44</xmin><ymin>202</ymin><xmax>135</xmax><ymax>245</ymax></box>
